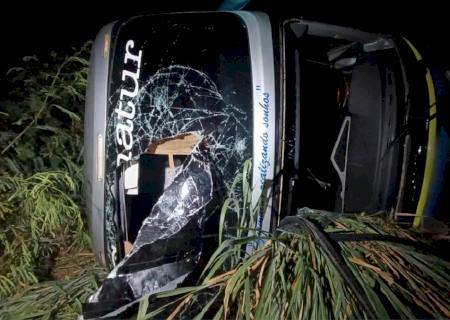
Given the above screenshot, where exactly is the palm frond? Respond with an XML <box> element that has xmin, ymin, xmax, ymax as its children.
<box><xmin>137</xmin><ymin>160</ymin><xmax>450</xmax><ymax>320</ymax></box>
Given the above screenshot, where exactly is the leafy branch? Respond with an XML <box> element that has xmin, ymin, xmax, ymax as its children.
<box><xmin>0</xmin><ymin>43</ymin><xmax>92</xmax><ymax>299</ymax></box>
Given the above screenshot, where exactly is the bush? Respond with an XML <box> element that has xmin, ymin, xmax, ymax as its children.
<box><xmin>0</xmin><ymin>43</ymin><xmax>92</xmax><ymax>298</ymax></box>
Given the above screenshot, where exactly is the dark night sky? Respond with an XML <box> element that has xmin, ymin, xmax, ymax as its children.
<box><xmin>0</xmin><ymin>1</ymin><xmax>218</xmax><ymax>71</ymax></box>
<box><xmin>0</xmin><ymin>0</ymin><xmax>448</xmax><ymax>103</ymax></box>
<box><xmin>0</xmin><ymin>0</ymin><xmax>447</xmax><ymax>72</ymax></box>
<box><xmin>0</xmin><ymin>0</ymin><xmax>448</xmax><ymax>107</ymax></box>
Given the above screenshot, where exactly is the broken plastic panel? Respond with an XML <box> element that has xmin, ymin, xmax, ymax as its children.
<box><xmin>84</xmin><ymin>143</ymin><xmax>215</xmax><ymax>318</ymax></box>
<box><xmin>119</xmin><ymin>133</ymin><xmax>200</xmax><ymax>252</ymax></box>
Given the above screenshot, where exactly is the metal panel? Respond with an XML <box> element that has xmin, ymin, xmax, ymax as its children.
<box><xmin>84</xmin><ymin>23</ymin><xmax>113</xmax><ymax>267</ymax></box>
<box><xmin>234</xmin><ymin>11</ymin><xmax>276</xmax><ymax>232</ymax></box>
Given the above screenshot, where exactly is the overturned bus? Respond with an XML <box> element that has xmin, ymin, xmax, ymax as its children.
<box><xmin>83</xmin><ymin>10</ymin><xmax>447</xmax><ymax>318</ymax></box>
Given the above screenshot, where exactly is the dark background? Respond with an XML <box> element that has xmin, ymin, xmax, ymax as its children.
<box><xmin>0</xmin><ymin>0</ymin><xmax>448</xmax><ymax>74</ymax></box>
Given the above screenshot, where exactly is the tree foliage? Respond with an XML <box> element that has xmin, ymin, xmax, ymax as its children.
<box><xmin>0</xmin><ymin>43</ymin><xmax>92</xmax><ymax>298</ymax></box>
<box><xmin>0</xmin><ymin>252</ymin><xmax>105</xmax><ymax>320</ymax></box>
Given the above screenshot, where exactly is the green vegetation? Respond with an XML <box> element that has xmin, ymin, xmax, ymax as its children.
<box><xmin>0</xmin><ymin>43</ymin><xmax>104</xmax><ymax>319</ymax></box>
<box><xmin>139</xmin><ymin>211</ymin><xmax>450</xmax><ymax>319</ymax></box>
<box><xmin>136</xmin><ymin>165</ymin><xmax>450</xmax><ymax>319</ymax></box>
<box><xmin>0</xmin><ymin>253</ymin><xmax>104</xmax><ymax>320</ymax></box>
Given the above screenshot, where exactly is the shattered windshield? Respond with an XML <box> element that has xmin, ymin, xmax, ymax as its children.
<box><xmin>85</xmin><ymin>12</ymin><xmax>254</xmax><ymax>318</ymax></box>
